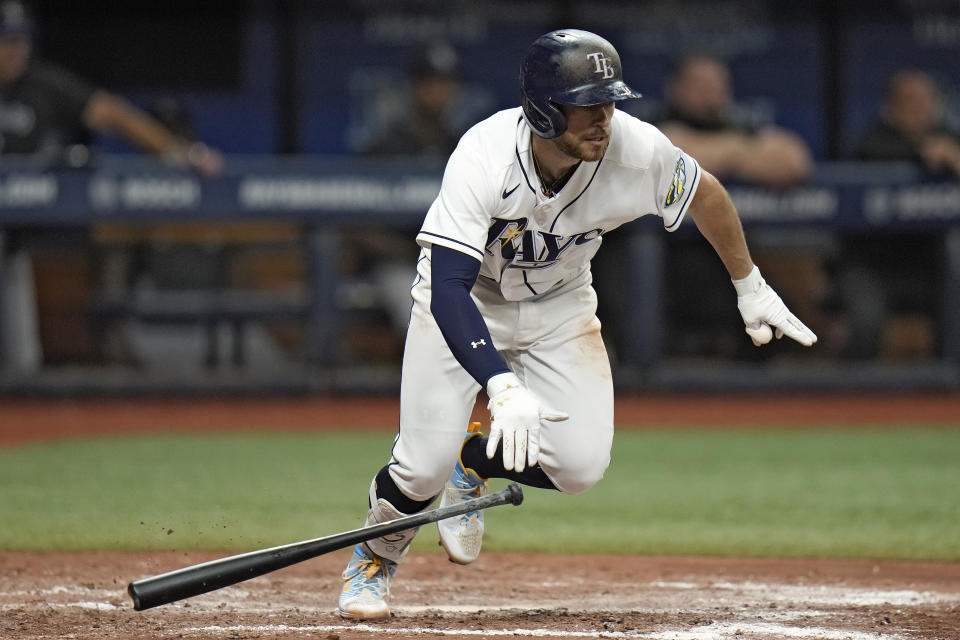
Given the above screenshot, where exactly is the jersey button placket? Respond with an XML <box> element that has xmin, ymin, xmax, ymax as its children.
<box><xmin>533</xmin><ymin>203</ymin><xmax>553</xmax><ymax>227</ymax></box>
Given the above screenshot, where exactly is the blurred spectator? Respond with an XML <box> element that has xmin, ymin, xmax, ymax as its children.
<box><xmin>656</xmin><ymin>54</ymin><xmax>812</xmax><ymax>188</ymax></box>
<box><xmin>146</xmin><ymin>95</ymin><xmax>197</xmax><ymax>141</ymax></box>
<box><xmin>362</xmin><ymin>42</ymin><xmax>466</xmax><ymax>158</ymax></box>
<box><xmin>837</xmin><ymin>69</ymin><xmax>955</xmax><ymax>361</ymax></box>
<box><xmin>0</xmin><ymin>0</ymin><xmax>221</xmax><ymax>173</ymax></box>
<box><xmin>641</xmin><ymin>54</ymin><xmax>830</xmax><ymax>360</ymax></box>
<box><xmin>857</xmin><ymin>69</ymin><xmax>960</xmax><ymax>179</ymax></box>
<box><xmin>0</xmin><ymin>0</ymin><xmax>222</xmax><ymax>370</ymax></box>
<box><xmin>350</xmin><ymin>43</ymin><xmax>472</xmax><ymax>348</ymax></box>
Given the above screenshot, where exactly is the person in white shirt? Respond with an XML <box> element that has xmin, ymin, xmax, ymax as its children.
<box><xmin>337</xmin><ymin>29</ymin><xmax>816</xmax><ymax>620</ymax></box>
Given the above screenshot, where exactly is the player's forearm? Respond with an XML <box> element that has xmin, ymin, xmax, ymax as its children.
<box><xmin>659</xmin><ymin>126</ymin><xmax>747</xmax><ymax>176</ymax></box>
<box><xmin>920</xmin><ymin>135</ymin><xmax>960</xmax><ymax>177</ymax></box>
<box><xmin>688</xmin><ymin>171</ymin><xmax>754</xmax><ymax>280</ymax></box>
<box><xmin>84</xmin><ymin>92</ymin><xmax>223</xmax><ymax>176</ymax></box>
<box><xmin>83</xmin><ymin>91</ymin><xmax>187</xmax><ymax>158</ymax></box>
<box><xmin>732</xmin><ymin>130</ymin><xmax>813</xmax><ymax>187</ymax></box>
<box><xmin>430</xmin><ymin>245</ymin><xmax>510</xmax><ymax>386</ymax></box>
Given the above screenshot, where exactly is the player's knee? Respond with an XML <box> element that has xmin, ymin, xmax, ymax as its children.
<box><xmin>543</xmin><ymin>451</ymin><xmax>610</xmax><ymax>495</ymax></box>
<box><xmin>390</xmin><ymin>425</ymin><xmax>471</xmax><ymax>500</ymax></box>
<box><xmin>539</xmin><ymin>424</ymin><xmax>612</xmax><ymax>495</ymax></box>
<box><xmin>384</xmin><ymin>459</ymin><xmax>450</xmax><ymax>504</ymax></box>
<box><xmin>552</xmin><ymin>466</ymin><xmax>607</xmax><ymax>495</ymax></box>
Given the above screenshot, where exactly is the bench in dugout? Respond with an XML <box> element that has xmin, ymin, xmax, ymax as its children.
<box><xmin>88</xmin><ymin>221</ymin><xmax>312</xmax><ymax>368</ymax></box>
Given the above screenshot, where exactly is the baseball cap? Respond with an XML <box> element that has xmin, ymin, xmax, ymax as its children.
<box><xmin>0</xmin><ymin>0</ymin><xmax>32</xmax><ymax>38</ymax></box>
<box><xmin>408</xmin><ymin>42</ymin><xmax>460</xmax><ymax>80</ymax></box>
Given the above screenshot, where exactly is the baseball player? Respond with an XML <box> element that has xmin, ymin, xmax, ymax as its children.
<box><xmin>338</xmin><ymin>29</ymin><xmax>816</xmax><ymax>619</ymax></box>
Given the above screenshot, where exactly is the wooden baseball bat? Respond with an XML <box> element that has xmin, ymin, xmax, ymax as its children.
<box><xmin>128</xmin><ymin>482</ymin><xmax>523</xmax><ymax>611</ymax></box>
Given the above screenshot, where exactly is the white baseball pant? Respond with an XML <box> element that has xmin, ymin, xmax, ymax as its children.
<box><xmin>386</xmin><ymin>253</ymin><xmax>615</xmax><ymax>500</ymax></box>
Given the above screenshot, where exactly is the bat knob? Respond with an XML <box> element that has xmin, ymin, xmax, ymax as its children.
<box><xmin>506</xmin><ymin>482</ymin><xmax>524</xmax><ymax>506</ymax></box>
<box><xmin>127</xmin><ymin>582</ymin><xmax>144</xmax><ymax>611</ymax></box>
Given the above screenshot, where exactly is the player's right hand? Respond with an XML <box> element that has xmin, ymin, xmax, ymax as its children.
<box><xmin>485</xmin><ymin>372</ymin><xmax>568</xmax><ymax>472</ymax></box>
<box><xmin>733</xmin><ymin>265</ymin><xmax>817</xmax><ymax>347</ymax></box>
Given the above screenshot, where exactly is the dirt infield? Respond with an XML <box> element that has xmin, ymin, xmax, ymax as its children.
<box><xmin>1</xmin><ymin>395</ymin><xmax>959</xmax><ymax>639</ymax></box>
<box><xmin>2</xmin><ymin>550</ymin><xmax>958</xmax><ymax>639</ymax></box>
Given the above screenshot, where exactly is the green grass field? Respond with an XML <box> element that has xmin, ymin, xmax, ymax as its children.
<box><xmin>2</xmin><ymin>427</ymin><xmax>958</xmax><ymax>560</ymax></box>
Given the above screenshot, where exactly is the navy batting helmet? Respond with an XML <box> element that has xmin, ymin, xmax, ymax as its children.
<box><xmin>520</xmin><ymin>29</ymin><xmax>641</xmax><ymax>138</ymax></box>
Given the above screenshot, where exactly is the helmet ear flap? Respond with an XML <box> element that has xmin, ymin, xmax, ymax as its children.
<box><xmin>521</xmin><ymin>95</ymin><xmax>566</xmax><ymax>139</ymax></box>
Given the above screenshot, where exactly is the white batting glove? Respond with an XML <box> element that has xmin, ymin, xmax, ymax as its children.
<box><xmin>486</xmin><ymin>372</ymin><xmax>568</xmax><ymax>472</ymax></box>
<box><xmin>733</xmin><ymin>265</ymin><xmax>818</xmax><ymax>347</ymax></box>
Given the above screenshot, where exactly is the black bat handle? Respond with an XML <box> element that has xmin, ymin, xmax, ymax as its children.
<box><xmin>128</xmin><ymin>482</ymin><xmax>522</xmax><ymax>610</ymax></box>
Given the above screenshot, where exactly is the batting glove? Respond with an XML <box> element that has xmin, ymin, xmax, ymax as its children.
<box><xmin>733</xmin><ymin>265</ymin><xmax>818</xmax><ymax>347</ymax></box>
<box><xmin>485</xmin><ymin>372</ymin><xmax>568</xmax><ymax>472</ymax></box>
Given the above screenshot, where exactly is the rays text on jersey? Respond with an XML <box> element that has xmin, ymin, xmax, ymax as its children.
<box><xmin>485</xmin><ymin>217</ymin><xmax>603</xmax><ymax>267</ymax></box>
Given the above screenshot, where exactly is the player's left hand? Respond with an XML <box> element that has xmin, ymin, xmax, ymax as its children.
<box><xmin>733</xmin><ymin>265</ymin><xmax>817</xmax><ymax>347</ymax></box>
<box><xmin>485</xmin><ymin>372</ymin><xmax>568</xmax><ymax>472</ymax></box>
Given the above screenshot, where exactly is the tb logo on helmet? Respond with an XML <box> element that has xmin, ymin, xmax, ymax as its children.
<box><xmin>586</xmin><ymin>52</ymin><xmax>615</xmax><ymax>79</ymax></box>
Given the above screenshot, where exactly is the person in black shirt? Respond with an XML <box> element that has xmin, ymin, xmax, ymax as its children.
<box><xmin>0</xmin><ymin>0</ymin><xmax>222</xmax><ymax>370</ymax></box>
<box><xmin>362</xmin><ymin>42</ymin><xmax>466</xmax><ymax>159</ymax></box>
<box><xmin>857</xmin><ymin>69</ymin><xmax>960</xmax><ymax>179</ymax></box>
<box><xmin>0</xmin><ymin>34</ymin><xmax>93</xmax><ymax>157</ymax></box>
<box><xmin>842</xmin><ymin>69</ymin><xmax>955</xmax><ymax>360</ymax></box>
<box><xmin>636</xmin><ymin>54</ymin><xmax>824</xmax><ymax>360</ymax></box>
<box><xmin>656</xmin><ymin>54</ymin><xmax>812</xmax><ymax>188</ymax></box>
<box><xmin>0</xmin><ymin>0</ymin><xmax>221</xmax><ymax>172</ymax></box>
<box><xmin>353</xmin><ymin>43</ymin><xmax>472</xmax><ymax>341</ymax></box>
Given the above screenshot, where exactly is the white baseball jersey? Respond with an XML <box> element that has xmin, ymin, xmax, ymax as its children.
<box><xmin>417</xmin><ymin>107</ymin><xmax>702</xmax><ymax>301</ymax></box>
<box><xmin>388</xmin><ymin>106</ymin><xmax>703</xmax><ymax>502</ymax></box>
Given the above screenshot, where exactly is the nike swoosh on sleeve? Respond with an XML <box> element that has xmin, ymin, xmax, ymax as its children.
<box><xmin>501</xmin><ymin>183</ymin><xmax>520</xmax><ymax>199</ymax></box>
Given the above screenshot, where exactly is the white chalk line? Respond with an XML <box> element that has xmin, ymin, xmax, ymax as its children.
<box><xmin>0</xmin><ymin>607</ymin><xmax>914</xmax><ymax>640</ymax></box>
<box><xmin>4</xmin><ymin>580</ymin><xmax>956</xmax><ymax>607</ymax></box>
<box><xmin>0</xmin><ymin>585</ymin><xmax>119</xmax><ymax>598</ymax></box>
<box><xmin>180</xmin><ymin>622</ymin><xmax>908</xmax><ymax>640</ymax></box>
<box><xmin>1</xmin><ymin>580</ymin><xmax>949</xmax><ymax>639</ymax></box>
<box><xmin>649</xmin><ymin>580</ymin><xmax>960</xmax><ymax>606</ymax></box>
<box><xmin>182</xmin><ymin>624</ymin><xmax>641</xmax><ymax>638</ymax></box>
<box><xmin>0</xmin><ymin>598</ymin><xmax>915</xmax><ymax>640</ymax></box>
<box><xmin>4</xmin><ymin>579</ymin><xmax>957</xmax><ymax>611</ymax></box>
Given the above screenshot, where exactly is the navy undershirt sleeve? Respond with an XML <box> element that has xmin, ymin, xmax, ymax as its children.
<box><xmin>430</xmin><ymin>244</ymin><xmax>510</xmax><ymax>386</ymax></box>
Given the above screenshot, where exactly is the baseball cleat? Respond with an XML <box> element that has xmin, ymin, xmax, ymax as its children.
<box><xmin>438</xmin><ymin>422</ymin><xmax>489</xmax><ymax>565</ymax></box>
<box><xmin>337</xmin><ymin>543</ymin><xmax>397</xmax><ymax>620</ymax></box>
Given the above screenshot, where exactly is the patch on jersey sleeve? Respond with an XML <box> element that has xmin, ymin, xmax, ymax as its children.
<box><xmin>664</xmin><ymin>157</ymin><xmax>687</xmax><ymax>206</ymax></box>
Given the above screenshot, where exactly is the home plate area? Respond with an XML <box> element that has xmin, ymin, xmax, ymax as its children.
<box><xmin>2</xmin><ymin>551</ymin><xmax>958</xmax><ymax>639</ymax></box>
